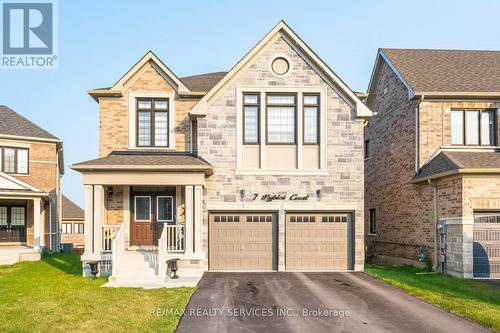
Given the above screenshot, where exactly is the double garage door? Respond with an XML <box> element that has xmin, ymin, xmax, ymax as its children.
<box><xmin>209</xmin><ymin>212</ymin><xmax>352</xmax><ymax>271</ymax></box>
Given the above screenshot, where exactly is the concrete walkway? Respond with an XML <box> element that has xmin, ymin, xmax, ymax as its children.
<box><xmin>103</xmin><ymin>276</ymin><xmax>200</xmax><ymax>289</ymax></box>
<box><xmin>176</xmin><ymin>272</ymin><xmax>490</xmax><ymax>333</ymax></box>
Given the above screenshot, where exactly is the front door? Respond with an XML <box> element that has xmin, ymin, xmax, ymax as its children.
<box><xmin>0</xmin><ymin>206</ymin><xmax>26</xmax><ymax>243</ymax></box>
<box><xmin>130</xmin><ymin>193</ymin><xmax>174</xmax><ymax>246</ymax></box>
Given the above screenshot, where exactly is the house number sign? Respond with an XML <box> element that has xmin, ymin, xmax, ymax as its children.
<box><xmin>252</xmin><ymin>193</ymin><xmax>310</xmax><ymax>202</ymax></box>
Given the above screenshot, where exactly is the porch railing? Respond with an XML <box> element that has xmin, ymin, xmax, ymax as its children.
<box><xmin>111</xmin><ymin>224</ymin><xmax>125</xmax><ymax>277</ymax></box>
<box><xmin>157</xmin><ymin>224</ymin><xmax>185</xmax><ymax>278</ymax></box>
<box><xmin>102</xmin><ymin>225</ymin><xmax>121</xmax><ymax>252</ymax></box>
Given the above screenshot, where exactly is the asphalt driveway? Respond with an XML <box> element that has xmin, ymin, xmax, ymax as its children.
<box><xmin>175</xmin><ymin>272</ymin><xmax>490</xmax><ymax>333</ymax></box>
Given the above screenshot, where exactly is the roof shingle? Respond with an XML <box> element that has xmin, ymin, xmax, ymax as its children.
<box><xmin>382</xmin><ymin>49</ymin><xmax>500</xmax><ymax>94</ymax></box>
<box><xmin>0</xmin><ymin>106</ymin><xmax>60</xmax><ymax>140</ymax></box>
<box><xmin>62</xmin><ymin>195</ymin><xmax>84</xmax><ymax>220</ymax></box>
<box><xmin>179</xmin><ymin>72</ymin><xmax>227</xmax><ymax>92</ymax></box>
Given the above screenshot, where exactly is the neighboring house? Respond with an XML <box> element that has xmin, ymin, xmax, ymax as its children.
<box><xmin>60</xmin><ymin>195</ymin><xmax>84</xmax><ymax>251</ymax></box>
<box><xmin>71</xmin><ymin>21</ymin><xmax>371</xmax><ymax>282</ymax></box>
<box><xmin>365</xmin><ymin>49</ymin><xmax>500</xmax><ymax>278</ymax></box>
<box><xmin>0</xmin><ymin>106</ymin><xmax>63</xmax><ymax>263</ymax></box>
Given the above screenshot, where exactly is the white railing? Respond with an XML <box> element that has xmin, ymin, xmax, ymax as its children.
<box><xmin>111</xmin><ymin>224</ymin><xmax>125</xmax><ymax>277</ymax></box>
<box><xmin>102</xmin><ymin>225</ymin><xmax>121</xmax><ymax>252</ymax></box>
<box><xmin>157</xmin><ymin>224</ymin><xmax>185</xmax><ymax>278</ymax></box>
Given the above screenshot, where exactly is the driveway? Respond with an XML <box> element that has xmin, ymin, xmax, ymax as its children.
<box><xmin>175</xmin><ymin>272</ymin><xmax>490</xmax><ymax>333</ymax></box>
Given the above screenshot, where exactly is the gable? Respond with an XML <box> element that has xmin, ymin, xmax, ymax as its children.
<box><xmin>0</xmin><ymin>172</ymin><xmax>43</xmax><ymax>192</ymax></box>
<box><xmin>126</xmin><ymin>62</ymin><xmax>175</xmax><ymax>93</ymax></box>
<box><xmin>191</xmin><ymin>21</ymin><xmax>372</xmax><ymax>118</ymax></box>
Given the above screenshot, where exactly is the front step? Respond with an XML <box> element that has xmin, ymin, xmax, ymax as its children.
<box><xmin>109</xmin><ymin>250</ymin><xmax>160</xmax><ymax>284</ymax></box>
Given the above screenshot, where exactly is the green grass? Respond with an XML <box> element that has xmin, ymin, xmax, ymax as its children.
<box><xmin>366</xmin><ymin>264</ymin><xmax>500</xmax><ymax>332</ymax></box>
<box><xmin>0</xmin><ymin>253</ymin><xmax>194</xmax><ymax>333</ymax></box>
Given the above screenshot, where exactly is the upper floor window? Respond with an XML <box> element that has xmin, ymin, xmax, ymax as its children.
<box><xmin>0</xmin><ymin>147</ymin><xmax>28</xmax><ymax>174</ymax></box>
<box><xmin>369</xmin><ymin>208</ymin><xmax>376</xmax><ymax>234</ymax></box>
<box><xmin>136</xmin><ymin>98</ymin><xmax>169</xmax><ymax>147</ymax></box>
<box><xmin>243</xmin><ymin>94</ymin><xmax>260</xmax><ymax>144</ymax></box>
<box><xmin>451</xmin><ymin>109</ymin><xmax>496</xmax><ymax>146</ymax></box>
<box><xmin>266</xmin><ymin>94</ymin><xmax>296</xmax><ymax>144</ymax></box>
<box><xmin>303</xmin><ymin>94</ymin><xmax>319</xmax><ymax>144</ymax></box>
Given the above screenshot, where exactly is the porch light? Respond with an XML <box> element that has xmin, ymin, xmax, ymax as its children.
<box><xmin>240</xmin><ymin>189</ymin><xmax>245</xmax><ymax>200</ymax></box>
<box><xmin>88</xmin><ymin>261</ymin><xmax>99</xmax><ymax>279</ymax></box>
<box><xmin>316</xmin><ymin>189</ymin><xmax>321</xmax><ymax>200</ymax></box>
<box><xmin>107</xmin><ymin>186</ymin><xmax>113</xmax><ymax>196</ymax></box>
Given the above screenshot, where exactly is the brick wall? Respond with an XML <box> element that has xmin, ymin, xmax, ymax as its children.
<box><xmin>98</xmin><ymin>61</ymin><xmax>195</xmax><ymax>156</ymax></box>
<box><xmin>198</xmin><ymin>36</ymin><xmax>365</xmax><ymax>270</ymax></box>
<box><xmin>105</xmin><ymin>186</ymin><xmax>124</xmax><ymax>225</ymax></box>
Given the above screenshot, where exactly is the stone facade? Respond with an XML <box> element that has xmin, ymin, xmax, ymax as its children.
<box><xmin>366</xmin><ymin>56</ymin><xmax>500</xmax><ymax>277</ymax></box>
<box><xmin>198</xmin><ymin>37</ymin><xmax>365</xmax><ymax>271</ymax></box>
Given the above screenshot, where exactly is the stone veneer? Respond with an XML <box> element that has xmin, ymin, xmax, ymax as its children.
<box><xmin>197</xmin><ymin>37</ymin><xmax>365</xmax><ymax>271</ymax></box>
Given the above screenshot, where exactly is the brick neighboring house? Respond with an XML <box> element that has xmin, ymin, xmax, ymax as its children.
<box><xmin>365</xmin><ymin>49</ymin><xmax>500</xmax><ymax>278</ymax></box>
<box><xmin>60</xmin><ymin>195</ymin><xmax>84</xmax><ymax>251</ymax></box>
<box><xmin>71</xmin><ymin>21</ymin><xmax>372</xmax><ymax>283</ymax></box>
<box><xmin>0</xmin><ymin>106</ymin><xmax>63</xmax><ymax>263</ymax></box>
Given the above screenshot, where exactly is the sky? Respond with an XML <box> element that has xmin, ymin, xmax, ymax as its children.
<box><xmin>1</xmin><ymin>0</ymin><xmax>500</xmax><ymax>206</ymax></box>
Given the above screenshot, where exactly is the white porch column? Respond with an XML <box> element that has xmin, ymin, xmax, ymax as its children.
<box><xmin>93</xmin><ymin>185</ymin><xmax>104</xmax><ymax>255</ymax></box>
<box><xmin>33</xmin><ymin>198</ymin><xmax>41</xmax><ymax>251</ymax></box>
<box><xmin>83</xmin><ymin>185</ymin><xmax>94</xmax><ymax>255</ymax></box>
<box><xmin>184</xmin><ymin>185</ymin><xmax>194</xmax><ymax>255</ymax></box>
<box><xmin>193</xmin><ymin>185</ymin><xmax>203</xmax><ymax>254</ymax></box>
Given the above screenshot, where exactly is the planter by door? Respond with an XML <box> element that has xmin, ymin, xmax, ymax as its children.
<box><xmin>130</xmin><ymin>193</ymin><xmax>174</xmax><ymax>246</ymax></box>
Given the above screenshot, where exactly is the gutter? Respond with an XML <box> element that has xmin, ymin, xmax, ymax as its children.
<box><xmin>412</xmin><ymin>168</ymin><xmax>500</xmax><ymax>183</ymax></box>
<box><xmin>428</xmin><ymin>179</ymin><xmax>438</xmax><ymax>271</ymax></box>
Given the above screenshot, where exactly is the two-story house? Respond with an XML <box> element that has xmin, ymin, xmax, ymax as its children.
<box><xmin>365</xmin><ymin>49</ymin><xmax>500</xmax><ymax>278</ymax></box>
<box><xmin>0</xmin><ymin>106</ymin><xmax>63</xmax><ymax>264</ymax></box>
<box><xmin>71</xmin><ymin>21</ymin><xmax>371</xmax><ymax>285</ymax></box>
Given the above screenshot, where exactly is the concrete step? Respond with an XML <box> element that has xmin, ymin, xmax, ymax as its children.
<box><xmin>110</xmin><ymin>250</ymin><xmax>159</xmax><ymax>283</ymax></box>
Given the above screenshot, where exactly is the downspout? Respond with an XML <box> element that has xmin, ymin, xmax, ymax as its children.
<box><xmin>428</xmin><ymin>179</ymin><xmax>438</xmax><ymax>271</ymax></box>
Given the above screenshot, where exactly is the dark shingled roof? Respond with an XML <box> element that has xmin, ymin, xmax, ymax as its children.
<box><xmin>180</xmin><ymin>72</ymin><xmax>227</xmax><ymax>92</ymax></box>
<box><xmin>382</xmin><ymin>49</ymin><xmax>500</xmax><ymax>94</ymax></box>
<box><xmin>62</xmin><ymin>195</ymin><xmax>84</xmax><ymax>220</ymax></box>
<box><xmin>72</xmin><ymin>151</ymin><xmax>213</xmax><ymax>174</ymax></box>
<box><xmin>0</xmin><ymin>106</ymin><xmax>60</xmax><ymax>140</ymax></box>
<box><xmin>413</xmin><ymin>150</ymin><xmax>500</xmax><ymax>182</ymax></box>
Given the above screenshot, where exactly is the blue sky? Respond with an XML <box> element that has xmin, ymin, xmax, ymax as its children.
<box><xmin>1</xmin><ymin>0</ymin><xmax>500</xmax><ymax>206</ymax></box>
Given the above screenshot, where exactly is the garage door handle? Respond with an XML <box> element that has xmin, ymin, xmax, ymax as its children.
<box><xmin>241</xmin><ymin>246</ymin><xmax>245</xmax><ymax>250</ymax></box>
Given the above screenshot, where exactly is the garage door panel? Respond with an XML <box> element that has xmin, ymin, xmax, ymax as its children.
<box><xmin>473</xmin><ymin>212</ymin><xmax>500</xmax><ymax>278</ymax></box>
<box><xmin>286</xmin><ymin>213</ymin><xmax>351</xmax><ymax>271</ymax></box>
<box><xmin>209</xmin><ymin>213</ymin><xmax>276</xmax><ymax>271</ymax></box>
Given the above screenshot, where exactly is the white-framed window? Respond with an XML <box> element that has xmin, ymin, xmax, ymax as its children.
<box><xmin>451</xmin><ymin>109</ymin><xmax>496</xmax><ymax>146</ymax></box>
<box><xmin>266</xmin><ymin>94</ymin><xmax>297</xmax><ymax>144</ymax></box>
<box><xmin>156</xmin><ymin>196</ymin><xmax>174</xmax><ymax>222</ymax></box>
<box><xmin>74</xmin><ymin>223</ymin><xmax>84</xmax><ymax>234</ymax></box>
<box><xmin>303</xmin><ymin>94</ymin><xmax>319</xmax><ymax>144</ymax></box>
<box><xmin>0</xmin><ymin>207</ymin><xmax>6</xmax><ymax>225</ymax></box>
<box><xmin>134</xmin><ymin>196</ymin><xmax>151</xmax><ymax>221</ymax></box>
<box><xmin>61</xmin><ymin>223</ymin><xmax>72</xmax><ymax>234</ymax></box>
<box><xmin>136</xmin><ymin>98</ymin><xmax>169</xmax><ymax>147</ymax></box>
<box><xmin>0</xmin><ymin>147</ymin><xmax>28</xmax><ymax>174</ymax></box>
<box><xmin>10</xmin><ymin>207</ymin><xmax>25</xmax><ymax>226</ymax></box>
<box><xmin>243</xmin><ymin>94</ymin><xmax>260</xmax><ymax>144</ymax></box>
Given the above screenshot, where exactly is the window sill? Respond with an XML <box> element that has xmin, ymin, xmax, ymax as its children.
<box><xmin>234</xmin><ymin>169</ymin><xmax>328</xmax><ymax>176</ymax></box>
<box><xmin>367</xmin><ymin>233</ymin><xmax>377</xmax><ymax>237</ymax></box>
<box><xmin>8</xmin><ymin>173</ymin><xmax>29</xmax><ymax>177</ymax></box>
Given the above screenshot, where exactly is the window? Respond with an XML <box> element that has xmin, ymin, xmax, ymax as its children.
<box><xmin>214</xmin><ymin>215</ymin><xmax>240</xmax><ymax>222</ymax></box>
<box><xmin>321</xmin><ymin>214</ymin><xmax>348</xmax><ymax>223</ymax></box>
<box><xmin>74</xmin><ymin>223</ymin><xmax>84</xmax><ymax>234</ymax></box>
<box><xmin>134</xmin><ymin>196</ymin><xmax>151</xmax><ymax>221</ymax></box>
<box><xmin>451</xmin><ymin>109</ymin><xmax>495</xmax><ymax>146</ymax></box>
<box><xmin>303</xmin><ymin>94</ymin><xmax>319</xmax><ymax>144</ymax></box>
<box><xmin>0</xmin><ymin>147</ymin><xmax>29</xmax><ymax>174</ymax></box>
<box><xmin>11</xmin><ymin>207</ymin><xmax>25</xmax><ymax>226</ymax></box>
<box><xmin>246</xmin><ymin>215</ymin><xmax>272</xmax><ymax>222</ymax></box>
<box><xmin>61</xmin><ymin>223</ymin><xmax>72</xmax><ymax>234</ymax></box>
<box><xmin>0</xmin><ymin>207</ymin><xmax>6</xmax><ymax>225</ymax></box>
<box><xmin>243</xmin><ymin>94</ymin><xmax>260</xmax><ymax>144</ymax></box>
<box><xmin>266</xmin><ymin>94</ymin><xmax>296</xmax><ymax>144</ymax></box>
<box><xmin>136</xmin><ymin>98</ymin><xmax>169</xmax><ymax>147</ymax></box>
<box><xmin>474</xmin><ymin>211</ymin><xmax>500</xmax><ymax>223</ymax></box>
<box><xmin>369</xmin><ymin>209</ymin><xmax>376</xmax><ymax>234</ymax></box>
<box><xmin>364</xmin><ymin>139</ymin><xmax>370</xmax><ymax>159</ymax></box>
<box><xmin>157</xmin><ymin>196</ymin><xmax>174</xmax><ymax>222</ymax></box>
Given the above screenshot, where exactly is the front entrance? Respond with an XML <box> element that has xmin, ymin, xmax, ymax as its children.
<box><xmin>473</xmin><ymin>211</ymin><xmax>500</xmax><ymax>278</ymax></box>
<box><xmin>130</xmin><ymin>192</ymin><xmax>175</xmax><ymax>246</ymax></box>
<box><xmin>285</xmin><ymin>212</ymin><xmax>352</xmax><ymax>270</ymax></box>
<box><xmin>209</xmin><ymin>212</ymin><xmax>277</xmax><ymax>271</ymax></box>
<box><xmin>0</xmin><ymin>204</ymin><xmax>27</xmax><ymax>243</ymax></box>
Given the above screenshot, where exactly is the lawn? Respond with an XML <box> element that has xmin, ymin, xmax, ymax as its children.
<box><xmin>0</xmin><ymin>253</ymin><xmax>194</xmax><ymax>333</ymax></box>
<box><xmin>366</xmin><ymin>264</ymin><xmax>500</xmax><ymax>332</ymax></box>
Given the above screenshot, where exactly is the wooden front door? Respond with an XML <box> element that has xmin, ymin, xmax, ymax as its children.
<box><xmin>130</xmin><ymin>193</ymin><xmax>174</xmax><ymax>246</ymax></box>
<box><xmin>0</xmin><ymin>205</ymin><xmax>26</xmax><ymax>243</ymax></box>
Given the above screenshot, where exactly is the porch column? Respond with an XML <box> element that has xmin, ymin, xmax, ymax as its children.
<box><xmin>93</xmin><ymin>185</ymin><xmax>104</xmax><ymax>255</ymax></box>
<box><xmin>194</xmin><ymin>185</ymin><xmax>203</xmax><ymax>255</ymax></box>
<box><xmin>33</xmin><ymin>198</ymin><xmax>42</xmax><ymax>251</ymax></box>
<box><xmin>184</xmin><ymin>185</ymin><xmax>194</xmax><ymax>255</ymax></box>
<box><xmin>83</xmin><ymin>185</ymin><xmax>94</xmax><ymax>255</ymax></box>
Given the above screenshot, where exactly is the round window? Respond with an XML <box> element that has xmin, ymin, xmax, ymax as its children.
<box><xmin>271</xmin><ymin>57</ymin><xmax>290</xmax><ymax>76</ymax></box>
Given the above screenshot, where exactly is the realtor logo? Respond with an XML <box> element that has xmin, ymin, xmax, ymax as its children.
<box><xmin>1</xmin><ymin>0</ymin><xmax>57</xmax><ymax>68</ymax></box>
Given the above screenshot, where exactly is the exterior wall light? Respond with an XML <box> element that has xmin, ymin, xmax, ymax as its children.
<box><xmin>316</xmin><ymin>189</ymin><xmax>322</xmax><ymax>200</ymax></box>
<box><xmin>107</xmin><ymin>186</ymin><xmax>113</xmax><ymax>196</ymax></box>
<box><xmin>240</xmin><ymin>189</ymin><xmax>246</xmax><ymax>200</ymax></box>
